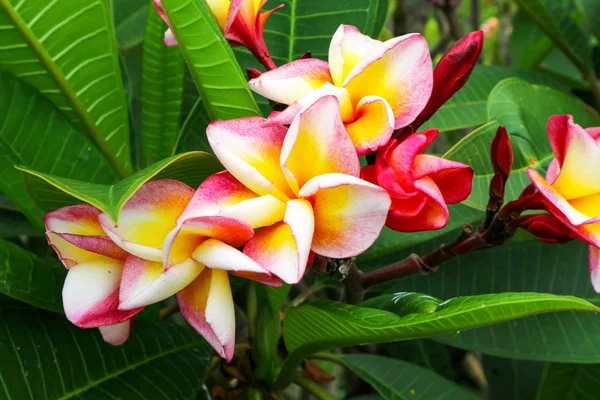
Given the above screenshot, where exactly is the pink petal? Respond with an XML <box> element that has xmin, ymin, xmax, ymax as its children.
<box><xmin>344</xmin><ymin>33</ymin><xmax>433</xmax><ymax>129</ymax></box>
<box><xmin>207</xmin><ymin>118</ymin><xmax>294</xmax><ymax>201</ymax></box>
<box><xmin>298</xmin><ymin>173</ymin><xmax>390</xmax><ymax>258</ymax></box>
<box><xmin>244</xmin><ymin>199</ymin><xmax>314</xmax><ymax>284</ymax></box>
<box><xmin>177</xmin><ymin>268</ymin><xmax>236</xmax><ymax>361</ymax></box>
<box><xmin>164</xmin><ymin>29</ymin><xmax>179</xmax><ymax>46</ymax></box>
<box><xmin>119</xmin><ymin>256</ymin><xmax>203</xmax><ymax>310</ymax></box>
<box><xmin>191</xmin><ymin>239</ymin><xmax>280</xmax><ymax>287</ymax></box>
<box><xmin>99</xmin><ymin>180</ymin><xmax>194</xmax><ymax>262</ymax></box>
<box><xmin>413</xmin><ymin>155</ymin><xmax>473</xmax><ymax>204</ymax></box>
<box><xmin>328</xmin><ymin>24</ymin><xmax>382</xmax><ymax>86</ymax></box>
<box><xmin>177</xmin><ymin>171</ymin><xmax>286</xmax><ymax>229</ymax></box>
<box><xmin>590</xmin><ymin>246</ymin><xmax>600</xmax><ymax>293</ymax></box>
<box><xmin>98</xmin><ymin>320</ymin><xmax>132</xmax><ymax>346</ymax></box>
<box><xmin>248</xmin><ymin>59</ymin><xmax>333</xmax><ymax>105</ymax></box>
<box><xmin>281</xmin><ymin>95</ymin><xmax>360</xmax><ymax>193</ymax></box>
<box><xmin>62</xmin><ymin>259</ymin><xmax>142</xmax><ymax>328</ymax></box>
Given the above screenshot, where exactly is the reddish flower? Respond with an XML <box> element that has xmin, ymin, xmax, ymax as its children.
<box><xmin>361</xmin><ymin>129</ymin><xmax>473</xmax><ymax>232</ymax></box>
<box><xmin>520</xmin><ymin>214</ymin><xmax>576</xmax><ymax>244</ymax></box>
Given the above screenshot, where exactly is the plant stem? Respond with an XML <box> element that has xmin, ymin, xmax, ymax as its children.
<box><xmin>292</xmin><ymin>376</ymin><xmax>338</xmax><ymax>400</ymax></box>
<box><xmin>309</xmin><ymin>353</ymin><xmax>346</xmax><ymax>368</ymax></box>
<box><xmin>159</xmin><ymin>304</ymin><xmax>179</xmax><ymax>319</ymax></box>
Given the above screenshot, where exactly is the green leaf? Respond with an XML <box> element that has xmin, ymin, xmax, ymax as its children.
<box><xmin>276</xmin><ymin>292</ymin><xmax>598</xmax><ymax>387</ymax></box>
<box><xmin>0</xmin><ymin>304</ymin><xmax>212</xmax><ymax>399</ymax></box>
<box><xmin>445</xmin><ymin>78</ymin><xmax>599</xmax><ymax>211</ymax></box>
<box><xmin>0</xmin><ymin>0</ymin><xmax>132</xmax><ymax>176</ymax></box>
<box><xmin>513</xmin><ymin>0</ymin><xmax>592</xmax><ymax>74</ymax></box>
<box><xmin>342</xmin><ymin>354</ymin><xmax>480</xmax><ymax>400</ymax></box>
<box><xmin>510</xmin><ymin>9</ymin><xmax>554</xmax><ymax>69</ymax></box>
<box><xmin>0</xmin><ymin>72</ymin><xmax>119</xmax><ymax>229</ymax></box>
<box><xmin>535</xmin><ymin>363</ymin><xmax>600</xmax><ymax>400</ymax></box>
<box><xmin>160</xmin><ymin>0</ymin><xmax>261</xmax><ymax>120</ymax></box>
<box><xmin>140</xmin><ymin>0</ymin><xmax>185</xmax><ymax>165</ymax></box>
<box><xmin>0</xmin><ymin>211</ymin><xmax>42</xmax><ymax>237</ymax></box>
<box><xmin>483</xmin><ymin>356</ymin><xmax>545</xmax><ymax>400</ymax></box>
<box><xmin>576</xmin><ymin>0</ymin><xmax>600</xmax><ymax>43</ymax></box>
<box><xmin>421</xmin><ymin>65</ymin><xmax>585</xmax><ymax>133</ymax></box>
<box><xmin>176</xmin><ymin>98</ymin><xmax>212</xmax><ymax>154</ymax></box>
<box><xmin>0</xmin><ymin>240</ymin><xmax>65</xmax><ymax>313</ymax></box>
<box><xmin>376</xmin><ymin>237</ymin><xmax>600</xmax><ymax>363</ymax></box>
<box><xmin>386</xmin><ymin>340</ymin><xmax>454</xmax><ymax>380</ymax></box>
<box><xmin>112</xmin><ymin>0</ymin><xmax>149</xmax><ymax>50</ymax></box>
<box><xmin>18</xmin><ymin>151</ymin><xmax>222</xmax><ymax>222</ymax></box>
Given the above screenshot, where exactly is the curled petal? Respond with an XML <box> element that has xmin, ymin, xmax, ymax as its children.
<box><xmin>328</xmin><ymin>24</ymin><xmax>381</xmax><ymax>87</ymax></box>
<box><xmin>344</xmin><ymin>96</ymin><xmax>394</xmax><ymax>155</ymax></box>
<box><xmin>298</xmin><ymin>173</ymin><xmax>390</xmax><ymax>258</ymax></box>
<box><xmin>62</xmin><ymin>259</ymin><xmax>142</xmax><ymax>328</ymax></box>
<box><xmin>191</xmin><ymin>239</ymin><xmax>280</xmax><ymax>286</ymax></box>
<box><xmin>520</xmin><ymin>214</ymin><xmax>576</xmax><ymax>244</ymax></box>
<box><xmin>281</xmin><ymin>95</ymin><xmax>360</xmax><ymax>193</ymax></box>
<box><xmin>387</xmin><ymin>133</ymin><xmax>430</xmax><ymax>186</ymax></box>
<box><xmin>590</xmin><ymin>246</ymin><xmax>600</xmax><ymax>293</ymax></box>
<box><xmin>547</xmin><ymin>115</ymin><xmax>600</xmax><ymax>200</ymax></box>
<box><xmin>99</xmin><ymin>180</ymin><xmax>194</xmax><ymax>262</ymax></box>
<box><xmin>177</xmin><ymin>171</ymin><xmax>286</xmax><ymax>229</ymax></box>
<box><xmin>98</xmin><ymin>320</ymin><xmax>132</xmax><ymax>346</ymax></box>
<box><xmin>177</xmin><ymin>268</ymin><xmax>236</xmax><ymax>361</ymax></box>
<box><xmin>207</xmin><ymin>118</ymin><xmax>293</xmax><ymax>201</ymax></box>
<box><xmin>244</xmin><ymin>199</ymin><xmax>314</xmax><ymax>284</ymax></box>
<box><xmin>45</xmin><ymin>204</ymin><xmax>127</xmax><ymax>267</ymax></box>
<box><xmin>344</xmin><ymin>33</ymin><xmax>433</xmax><ymax>129</ymax></box>
<box><xmin>248</xmin><ymin>59</ymin><xmax>332</xmax><ymax>105</ymax></box>
<box><xmin>412</xmin><ymin>155</ymin><xmax>473</xmax><ymax>204</ymax></box>
<box><xmin>119</xmin><ymin>256</ymin><xmax>203</xmax><ymax>310</ymax></box>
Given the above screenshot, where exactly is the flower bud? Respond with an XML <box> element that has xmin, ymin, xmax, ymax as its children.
<box><xmin>520</xmin><ymin>214</ymin><xmax>576</xmax><ymax>244</ymax></box>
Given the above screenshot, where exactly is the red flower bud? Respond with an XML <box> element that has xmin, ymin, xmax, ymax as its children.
<box><xmin>411</xmin><ymin>30</ymin><xmax>484</xmax><ymax>130</ymax></box>
<box><xmin>490</xmin><ymin>126</ymin><xmax>513</xmax><ymax>182</ymax></box>
<box><xmin>520</xmin><ymin>214</ymin><xmax>576</xmax><ymax>244</ymax></box>
<box><xmin>246</xmin><ymin>67</ymin><xmax>263</xmax><ymax>80</ymax></box>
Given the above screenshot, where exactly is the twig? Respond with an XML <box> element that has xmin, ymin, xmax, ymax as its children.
<box><xmin>159</xmin><ymin>304</ymin><xmax>179</xmax><ymax>319</ymax></box>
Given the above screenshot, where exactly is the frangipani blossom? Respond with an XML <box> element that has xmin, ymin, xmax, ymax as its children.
<box><xmin>100</xmin><ymin>179</ymin><xmax>277</xmax><ymax>361</ymax></box>
<box><xmin>361</xmin><ymin>129</ymin><xmax>473</xmax><ymax>232</ymax></box>
<box><xmin>249</xmin><ymin>24</ymin><xmax>433</xmax><ymax>155</ymax></box>
<box><xmin>154</xmin><ymin>0</ymin><xmax>281</xmax><ymax>69</ymax></box>
<box><xmin>45</xmin><ymin>204</ymin><xmax>141</xmax><ymax>345</ymax></box>
<box><xmin>527</xmin><ymin>115</ymin><xmax>600</xmax><ymax>291</ymax></box>
<box><xmin>207</xmin><ymin>95</ymin><xmax>391</xmax><ymax>284</ymax></box>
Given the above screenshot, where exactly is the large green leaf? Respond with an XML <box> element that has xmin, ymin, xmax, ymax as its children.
<box><xmin>0</xmin><ymin>304</ymin><xmax>211</xmax><ymax>400</ymax></box>
<box><xmin>386</xmin><ymin>340</ymin><xmax>454</xmax><ymax>380</ymax></box>
<box><xmin>112</xmin><ymin>0</ymin><xmax>149</xmax><ymax>50</ymax></box>
<box><xmin>483</xmin><ymin>356</ymin><xmax>545</xmax><ymax>400</ymax></box>
<box><xmin>18</xmin><ymin>151</ymin><xmax>222</xmax><ymax>222</ymax></box>
<box><xmin>374</xmin><ymin>236</ymin><xmax>600</xmax><ymax>363</ymax></box>
<box><xmin>0</xmin><ymin>240</ymin><xmax>65</xmax><ymax>313</ymax></box>
<box><xmin>535</xmin><ymin>363</ymin><xmax>600</xmax><ymax>400</ymax></box>
<box><xmin>176</xmin><ymin>98</ymin><xmax>212</xmax><ymax>154</ymax></box>
<box><xmin>0</xmin><ymin>211</ymin><xmax>42</xmax><ymax>237</ymax></box>
<box><xmin>0</xmin><ymin>72</ymin><xmax>119</xmax><ymax>229</ymax></box>
<box><xmin>445</xmin><ymin>78</ymin><xmax>599</xmax><ymax>211</ymax></box>
<box><xmin>342</xmin><ymin>354</ymin><xmax>479</xmax><ymax>400</ymax></box>
<box><xmin>0</xmin><ymin>0</ymin><xmax>132</xmax><ymax>176</ymax></box>
<box><xmin>140</xmin><ymin>0</ymin><xmax>185</xmax><ymax>165</ymax></box>
<box><xmin>160</xmin><ymin>0</ymin><xmax>261</xmax><ymax>120</ymax></box>
<box><xmin>421</xmin><ymin>66</ymin><xmax>584</xmax><ymax>133</ymax></box>
<box><xmin>576</xmin><ymin>0</ymin><xmax>600</xmax><ymax>43</ymax></box>
<box><xmin>509</xmin><ymin>9</ymin><xmax>553</xmax><ymax>69</ymax></box>
<box><xmin>276</xmin><ymin>292</ymin><xmax>598</xmax><ymax>387</ymax></box>
<box><xmin>513</xmin><ymin>0</ymin><xmax>592</xmax><ymax>75</ymax></box>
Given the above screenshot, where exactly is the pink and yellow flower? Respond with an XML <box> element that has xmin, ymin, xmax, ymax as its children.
<box><xmin>154</xmin><ymin>0</ymin><xmax>281</xmax><ymax>69</ymax></box>
<box><xmin>527</xmin><ymin>115</ymin><xmax>600</xmax><ymax>291</ymax></box>
<box><xmin>206</xmin><ymin>95</ymin><xmax>392</xmax><ymax>283</ymax></box>
<box><xmin>45</xmin><ymin>204</ymin><xmax>141</xmax><ymax>345</ymax></box>
<box><xmin>98</xmin><ymin>179</ymin><xmax>277</xmax><ymax>361</ymax></box>
<box><xmin>361</xmin><ymin>129</ymin><xmax>473</xmax><ymax>232</ymax></box>
<box><xmin>248</xmin><ymin>24</ymin><xmax>433</xmax><ymax>155</ymax></box>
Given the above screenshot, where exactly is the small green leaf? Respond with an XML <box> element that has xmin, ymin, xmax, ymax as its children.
<box><xmin>342</xmin><ymin>354</ymin><xmax>480</xmax><ymax>400</ymax></box>
<box><xmin>140</xmin><ymin>0</ymin><xmax>186</xmax><ymax>165</ymax></box>
<box><xmin>277</xmin><ymin>292</ymin><xmax>598</xmax><ymax>387</ymax></box>
<box><xmin>483</xmin><ymin>355</ymin><xmax>545</xmax><ymax>400</ymax></box>
<box><xmin>535</xmin><ymin>363</ymin><xmax>600</xmax><ymax>400</ymax></box>
<box><xmin>160</xmin><ymin>0</ymin><xmax>261</xmax><ymax>120</ymax></box>
<box><xmin>18</xmin><ymin>151</ymin><xmax>222</xmax><ymax>222</ymax></box>
<box><xmin>112</xmin><ymin>0</ymin><xmax>149</xmax><ymax>50</ymax></box>
<box><xmin>0</xmin><ymin>304</ymin><xmax>212</xmax><ymax>399</ymax></box>
<box><xmin>0</xmin><ymin>240</ymin><xmax>65</xmax><ymax>313</ymax></box>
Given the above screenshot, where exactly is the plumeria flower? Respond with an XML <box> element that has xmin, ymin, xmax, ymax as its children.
<box><xmin>206</xmin><ymin>95</ymin><xmax>391</xmax><ymax>284</ymax></box>
<box><xmin>99</xmin><ymin>179</ymin><xmax>277</xmax><ymax>361</ymax></box>
<box><xmin>45</xmin><ymin>204</ymin><xmax>142</xmax><ymax>345</ymax></box>
<box><xmin>527</xmin><ymin>115</ymin><xmax>600</xmax><ymax>291</ymax></box>
<box><xmin>249</xmin><ymin>24</ymin><xmax>433</xmax><ymax>155</ymax></box>
<box><xmin>154</xmin><ymin>0</ymin><xmax>281</xmax><ymax>69</ymax></box>
<box><xmin>361</xmin><ymin>129</ymin><xmax>473</xmax><ymax>232</ymax></box>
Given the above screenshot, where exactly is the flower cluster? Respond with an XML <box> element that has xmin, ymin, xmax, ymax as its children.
<box><xmin>45</xmin><ymin>21</ymin><xmax>484</xmax><ymax>360</ymax></box>
<box><xmin>523</xmin><ymin>115</ymin><xmax>600</xmax><ymax>291</ymax></box>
